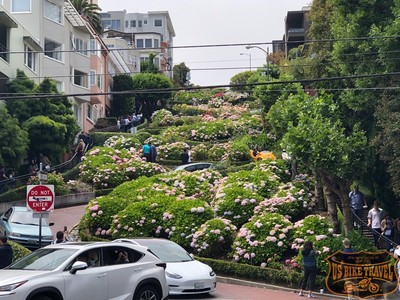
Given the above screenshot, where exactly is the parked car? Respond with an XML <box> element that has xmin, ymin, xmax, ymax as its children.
<box><xmin>174</xmin><ymin>162</ymin><xmax>214</xmax><ymax>172</ymax></box>
<box><xmin>0</xmin><ymin>241</ymin><xmax>169</xmax><ymax>300</ymax></box>
<box><xmin>114</xmin><ymin>238</ymin><xmax>217</xmax><ymax>295</ymax></box>
<box><xmin>0</xmin><ymin>206</ymin><xmax>54</xmax><ymax>249</ymax></box>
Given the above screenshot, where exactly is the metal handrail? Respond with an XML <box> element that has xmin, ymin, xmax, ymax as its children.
<box><xmin>352</xmin><ymin>208</ymin><xmax>398</xmax><ymax>250</ymax></box>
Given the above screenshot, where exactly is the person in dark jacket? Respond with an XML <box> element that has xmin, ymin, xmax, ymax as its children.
<box><xmin>0</xmin><ymin>236</ymin><xmax>13</xmax><ymax>268</ymax></box>
<box><xmin>181</xmin><ymin>148</ymin><xmax>189</xmax><ymax>165</ymax></box>
<box><xmin>299</xmin><ymin>241</ymin><xmax>317</xmax><ymax>298</ymax></box>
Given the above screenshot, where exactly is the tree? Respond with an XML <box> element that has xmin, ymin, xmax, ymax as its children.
<box><xmin>71</xmin><ymin>0</ymin><xmax>103</xmax><ymax>34</ymax></box>
<box><xmin>110</xmin><ymin>75</ymin><xmax>135</xmax><ymax>117</ymax></box>
<box><xmin>229</xmin><ymin>71</ymin><xmax>254</xmax><ymax>92</ymax></box>
<box><xmin>173</xmin><ymin>62</ymin><xmax>191</xmax><ymax>87</ymax></box>
<box><xmin>0</xmin><ymin>107</ymin><xmax>29</xmax><ymax>169</ymax></box>
<box><xmin>6</xmin><ymin>71</ymin><xmax>79</xmax><ymax>163</ymax></box>
<box><xmin>140</xmin><ymin>53</ymin><xmax>160</xmax><ymax>74</ymax></box>
<box><xmin>132</xmin><ymin>73</ymin><xmax>173</xmax><ymax>122</ymax></box>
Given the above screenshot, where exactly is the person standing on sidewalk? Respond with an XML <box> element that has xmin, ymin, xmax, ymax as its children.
<box><xmin>367</xmin><ymin>201</ymin><xmax>383</xmax><ymax>248</ymax></box>
<box><xmin>349</xmin><ymin>185</ymin><xmax>367</xmax><ymax>228</ymax></box>
<box><xmin>299</xmin><ymin>241</ymin><xmax>317</xmax><ymax>298</ymax></box>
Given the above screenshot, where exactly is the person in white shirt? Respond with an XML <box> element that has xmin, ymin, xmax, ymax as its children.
<box><xmin>367</xmin><ymin>200</ymin><xmax>383</xmax><ymax>248</ymax></box>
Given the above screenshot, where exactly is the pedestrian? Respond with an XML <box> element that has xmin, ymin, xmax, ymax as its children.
<box><xmin>142</xmin><ymin>142</ymin><xmax>151</xmax><ymax>162</ymax></box>
<box><xmin>0</xmin><ymin>236</ymin><xmax>13</xmax><ymax>268</ymax></box>
<box><xmin>52</xmin><ymin>231</ymin><xmax>65</xmax><ymax>244</ymax></box>
<box><xmin>367</xmin><ymin>200</ymin><xmax>383</xmax><ymax>248</ymax></box>
<box><xmin>299</xmin><ymin>241</ymin><xmax>317</xmax><ymax>298</ymax></box>
<box><xmin>393</xmin><ymin>218</ymin><xmax>400</xmax><ymax>245</ymax></box>
<box><xmin>187</xmin><ymin>147</ymin><xmax>192</xmax><ymax>163</ymax></box>
<box><xmin>349</xmin><ymin>185</ymin><xmax>367</xmax><ymax>228</ymax></box>
<box><xmin>150</xmin><ymin>143</ymin><xmax>158</xmax><ymax>163</ymax></box>
<box><xmin>0</xmin><ymin>166</ymin><xmax>8</xmax><ymax>193</ymax></box>
<box><xmin>76</xmin><ymin>139</ymin><xmax>85</xmax><ymax>162</ymax></box>
<box><xmin>181</xmin><ymin>148</ymin><xmax>189</xmax><ymax>165</ymax></box>
<box><xmin>381</xmin><ymin>214</ymin><xmax>394</xmax><ymax>251</ymax></box>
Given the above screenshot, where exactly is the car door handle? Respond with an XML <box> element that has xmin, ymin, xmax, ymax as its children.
<box><xmin>97</xmin><ymin>273</ymin><xmax>107</xmax><ymax>278</ymax></box>
<box><xmin>133</xmin><ymin>268</ymin><xmax>142</xmax><ymax>272</ymax></box>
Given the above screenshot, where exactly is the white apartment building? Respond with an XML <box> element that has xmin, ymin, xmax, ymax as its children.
<box><xmin>99</xmin><ymin>10</ymin><xmax>175</xmax><ymax>78</ymax></box>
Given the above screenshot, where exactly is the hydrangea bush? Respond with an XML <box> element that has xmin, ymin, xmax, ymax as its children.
<box><xmin>103</xmin><ymin>135</ymin><xmax>141</xmax><ymax>150</ymax></box>
<box><xmin>150</xmin><ymin>109</ymin><xmax>180</xmax><ymax>127</ymax></box>
<box><xmin>231</xmin><ymin>212</ymin><xmax>293</xmax><ymax>265</ymax></box>
<box><xmin>157</xmin><ymin>142</ymin><xmax>190</xmax><ymax>161</ymax></box>
<box><xmin>190</xmin><ymin>218</ymin><xmax>237</xmax><ymax>258</ymax></box>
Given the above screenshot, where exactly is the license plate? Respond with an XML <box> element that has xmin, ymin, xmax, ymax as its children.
<box><xmin>194</xmin><ymin>283</ymin><xmax>205</xmax><ymax>289</ymax></box>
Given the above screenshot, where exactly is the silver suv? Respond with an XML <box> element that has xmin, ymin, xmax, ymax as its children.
<box><xmin>0</xmin><ymin>242</ymin><xmax>169</xmax><ymax>300</ymax></box>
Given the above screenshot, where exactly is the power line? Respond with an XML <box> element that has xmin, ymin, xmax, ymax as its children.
<box><xmin>1</xmin><ymin>72</ymin><xmax>399</xmax><ymax>100</ymax></box>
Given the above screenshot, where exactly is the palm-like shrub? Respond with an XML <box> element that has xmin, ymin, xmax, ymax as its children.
<box><xmin>190</xmin><ymin>218</ymin><xmax>237</xmax><ymax>258</ymax></box>
<box><xmin>231</xmin><ymin>212</ymin><xmax>293</xmax><ymax>265</ymax></box>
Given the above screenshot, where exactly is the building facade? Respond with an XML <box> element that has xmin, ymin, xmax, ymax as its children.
<box><xmin>99</xmin><ymin>10</ymin><xmax>175</xmax><ymax>78</ymax></box>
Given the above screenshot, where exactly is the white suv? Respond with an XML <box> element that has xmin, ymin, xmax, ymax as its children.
<box><xmin>0</xmin><ymin>242</ymin><xmax>169</xmax><ymax>300</ymax></box>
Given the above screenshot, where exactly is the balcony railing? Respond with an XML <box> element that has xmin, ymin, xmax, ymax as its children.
<box><xmin>0</xmin><ymin>42</ymin><xmax>9</xmax><ymax>62</ymax></box>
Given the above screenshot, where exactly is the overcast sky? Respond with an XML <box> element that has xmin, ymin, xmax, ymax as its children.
<box><xmin>98</xmin><ymin>0</ymin><xmax>312</xmax><ymax>86</ymax></box>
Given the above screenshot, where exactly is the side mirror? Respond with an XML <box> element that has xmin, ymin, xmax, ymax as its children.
<box><xmin>69</xmin><ymin>261</ymin><xmax>88</xmax><ymax>274</ymax></box>
<box><xmin>49</xmin><ymin>222</ymin><xmax>54</xmax><ymax>226</ymax></box>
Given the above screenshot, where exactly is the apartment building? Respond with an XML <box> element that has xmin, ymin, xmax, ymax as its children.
<box><xmin>99</xmin><ymin>10</ymin><xmax>175</xmax><ymax>78</ymax></box>
<box><xmin>272</xmin><ymin>6</ymin><xmax>311</xmax><ymax>58</ymax></box>
<box><xmin>0</xmin><ymin>0</ymin><xmax>130</xmax><ymax>132</ymax></box>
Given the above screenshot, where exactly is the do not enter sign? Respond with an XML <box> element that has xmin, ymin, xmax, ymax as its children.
<box><xmin>26</xmin><ymin>185</ymin><xmax>55</xmax><ymax>212</ymax></box>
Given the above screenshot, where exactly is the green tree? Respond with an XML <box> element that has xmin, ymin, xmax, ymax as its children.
<box><xmin>110</xmin><ymin>75</ymin><xmax>135</xmax><ymax>117</ymax></box>
<box><xmin>229</xmin><ymin>70</ymin><xmax>254</xmax><ymax>92</ymax></box>
<box><xmin>172</xmin><ymin>62</ymin><xmax>191</xmax><ymax>87</ymax></box>
<box><xmin>0</xmin><ymin>107</ymin><xmax>29</xmax><ymax>169</ymax></box>
<box><xmin>6</xmin><ymin>71</ymin><xmax>79</xmax><ymax>163</ymax></box>
<box><xmin>71</xmin><ymin>0</ymin><xmax>103</xmax><ymax>34</ymax></box>
<box><xmin>132</xmin><ymin>73</ymin><xmax>173</xmax><ymax>122</ymax></box>
<box><xmin>140</xmin><ymin>53</ymin><xmax>160</xmax><ymax>74</ymax></box>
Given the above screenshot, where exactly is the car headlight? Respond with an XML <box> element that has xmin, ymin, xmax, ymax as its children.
<box><xmin>0</xmin><ymin>281</ymin><xmax>28</xmax><ymax>292</ymax></box>
<box><xmin>209</xmin><ymin>269</ymin><xmax>215</xmax><ymax>277</ymax></box>
<box><xmin>9</xmin><ymin>232</ymin><xmax>20</xmax><ymax>237</ymax></box>
<box><xmin>165</xmin><ymin>270</ymin><xmax>183</xmax><ymax>279</ymax></box>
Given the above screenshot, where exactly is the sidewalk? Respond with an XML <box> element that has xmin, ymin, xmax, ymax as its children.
<box><xmin>217</xmin><ymin>276</ymin><xmax>347</xmax><ymax>299</ymax></box>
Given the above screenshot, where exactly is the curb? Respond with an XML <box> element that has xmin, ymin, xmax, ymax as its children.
<box><xmin>217</xmin><ymin>276</ymin><xmax>347</xmax><ymax>299</ymax></box>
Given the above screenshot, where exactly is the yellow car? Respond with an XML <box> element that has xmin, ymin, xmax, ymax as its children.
<box><xmin>250</xmin><ymin>150</ymin><xmax>276</xmax><ymax>161</ymax></box>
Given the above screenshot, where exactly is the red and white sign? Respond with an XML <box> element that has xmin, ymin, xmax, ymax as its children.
<box><xmin>26</xmin><ymin>185</ymin><xmax>55</xmax><ymax>212</ymax></box>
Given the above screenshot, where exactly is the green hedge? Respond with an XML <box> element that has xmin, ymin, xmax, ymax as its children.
<box><xmin>94</xmin><ymin>188</ymin><xmax>114</xmax><ymax>197</ymax></box>
<box><xmin>196</xmin><ymin>257</ymin><xmax>325</xmax><ymax>289</ymax></box>
<box><xmin>63</xmin><ymin>165</ymin><xmax>80</xmax><ymax>182</ymax></box>
<box><xmin>0</xmin><ymin>186</ymin><xmax>25</xmax><ymax>203</ymax></box>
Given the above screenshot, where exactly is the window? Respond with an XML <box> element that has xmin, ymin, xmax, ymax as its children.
<box><xmin>89</xmin><ymin>39</ymin><xmax>97</xmax><ymax>55</ymax></box>
<box><xmin>97</xmin><ymin>74</ymin><xmax>102</xmax><ymax>89</ymax></box>
<box><xmin>73</xmin><ymin>69</ymin><xmax>88</xmax><ymax>88</ymax></box>
<box><xmin>154</xmin><ymin>19</ymin><xmax>162</xmax><ymax>27</ymax></box>
<box><xmin>138</xmin><ymin>20</ymin><xmax>142</xmax><ymax>27</ymax></box>
<box><xmin>102</xmin><ymin>19</ymin><xmax>120</xmax><ymax>30</ymax></box>
<box><xmin>44</xmin><ymin>39</ymin><xmax>62</xmax><ymax>61</ymax></box>
<box><xmin>44</xmin><ymin>0</ymin><xmax>62</xmax><ymax>23</ymax></box>
<box><xmin>125</xmin><ymin>20</ymin><xmax>128</xmax><ymax>28</ymax></box>
<box><xmin>145</xmin><ymin>39</ymin><xmax>152</xmax><ymax>48</ymax></box>
<box><xmin>87</xmin><ymin>104</ymin><xmax>92</xmax><ymax>120</ymax></box>
<box><xmin>130</xmin><ymin>20</ymin><xmax>136</xmax><ymax>27</ymax></box>
<box><xmin>89</xmin><ymin>70</ymin><xmax>96</xmax><ymax>86</ymax></box>
<box><xmin>136</xmin><ymin>39</ymin><xmax>143</xmax><ymax>48</ymax></box>
<box><xmin>143</xmin><ymin>19</ymin><xmax>147</xmax><ymax>25</ymax></box>
<box><xmin>73</xmin><ymin>37</ymin><xmax>87</xmax><ymax>55</ymax></box>
<box><xmin>24</xmin><ymin>44</ymin><xmax>36</xmax><ymax>71</ymax></box>
<box><xmin>55</xmin><ymin>81</ymin><xmax>64</xmax><ymax>92</ymax></box>
<box><xmin>12</xmin><ymin>0</ymin><xmax>31</xmax><ymax>13</ymax></box>
<box><xmin>154</xmin><ymin>57</ymin><xmax>159</xmax><ymax>67</ymax></box>
<box><xmin>154</xmin><ymin>39</ymin><xmax>159</xmax><ymax>49</ymax></box>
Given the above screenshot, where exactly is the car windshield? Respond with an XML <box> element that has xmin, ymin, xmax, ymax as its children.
<box><xmin>9</xmin><ymin>248</ymin><xmax>77</xmax><ymax>271</ymax></box>
<box><xmin>10</xmin><ymin>211</ymin><xmax>49</xmax><ymax>226</ymax></box>
<box><xmin>141</xmin><ymin>242</ymin><xmax>193</xmax><ymax>263</ymax></box>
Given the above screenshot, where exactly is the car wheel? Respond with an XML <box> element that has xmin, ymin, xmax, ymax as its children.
<box><xmin>32</xmin><ymin>296</ymin><xmax>52</xmax><ymax>300</ymax></box>
<box><xmin>135</xmin><ymin>285</ymin><xmax>160</xmax><ymax>300</ymax></box>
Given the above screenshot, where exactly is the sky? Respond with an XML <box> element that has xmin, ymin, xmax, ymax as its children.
<box><xmin>98</xmin><ymin>0</ymin><xmax>312</xmax><ymax>86</ymax></box>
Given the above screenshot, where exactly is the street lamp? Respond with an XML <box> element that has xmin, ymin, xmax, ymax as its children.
<box><xmin>245</xmin><ymin>45</ymin><xmax>270</xmax><ymax>80</ymax></box>
<box><xmin>240</xmin><ymin>53</ymin><xmax>251</xmax><ymax>71</ymax></box>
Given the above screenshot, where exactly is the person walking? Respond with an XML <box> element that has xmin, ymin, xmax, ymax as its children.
<box><xmin>349</xmin><ymin>185</ymin><xmax>367</xmax><ymax>228</ymax></box>
<box><xmin>299</xmin><ymin>241</ymin><xmax>317</xmax><ymax>298</ymax></box>
<box><xmin>381</xmin><ymin>214</ymin><xmax>394</xmax><ymax>251</ymax></box>
<box><xmin>181</xmin><ymin>148</ymin><xmax>189</xmax><ymax>165</ymax></box>
<box><xmin>0</xmin><ymin>236</ymin><xmax>13</xmax><ymax>268</ymax></box>
<box><xmin>367</xmin><ymin>201</ymin><xmax>383</xmax><ymax>248</ymax></box>
<box><xmin>150</xmin><ymin>143</ymin><xmax>158</xmax><ymax>163</ymax></box>
<box><xmin>52</xmin><ymin>231</ymin><xmax>66</xmax><ymax>244</ymax></box>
